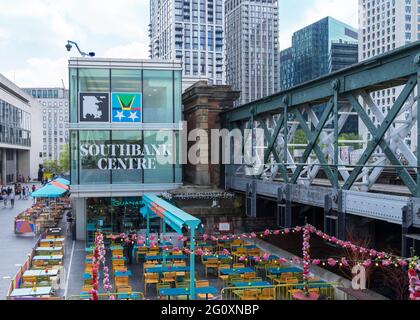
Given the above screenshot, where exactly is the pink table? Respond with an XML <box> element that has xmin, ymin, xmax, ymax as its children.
<box><xmin>292</xmin><ymin>291</ymin><xmax>320</xmax><ymax>300</ymax></box>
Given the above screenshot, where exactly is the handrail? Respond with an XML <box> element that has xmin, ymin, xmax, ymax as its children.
<box><xmin>221</xmin><ymin>282</ymin><xmax>346</xmax><ymax>300</ymax></box>
<box><xmin>66</xmin><ymin>291</ymin><xmax>145</xmax><ymax>300</ymax></box>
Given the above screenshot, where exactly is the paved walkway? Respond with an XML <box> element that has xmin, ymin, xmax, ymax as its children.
<box><xmin>0</xmin><ymin>184</ymin><xmax>40</xmax><ymax>299</ymax></box>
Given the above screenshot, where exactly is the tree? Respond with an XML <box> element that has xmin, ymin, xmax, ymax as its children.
<box><xmin>59</xmin><ymin>144</ymin><xmax>70</xmax><ymax>173</ymax></box>
<box><xmin>338</xmin><ymin>133</ymin><xmax>363</xmax><ymax>150</ymax></box>
<box><xmin>42</xmin><ymin>160</ymin><xmax>63</xmax><ymax>175</ymax></box>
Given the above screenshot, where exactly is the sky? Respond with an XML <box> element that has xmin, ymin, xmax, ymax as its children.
<box><xmin>0</xmin><ymin>0</ymin><xmax>358</xmax><ymax>88</ymax></box>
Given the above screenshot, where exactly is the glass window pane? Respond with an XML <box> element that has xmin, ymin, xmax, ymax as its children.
<box><xmin>143</xmin><ymin>131</ymin><xmax>174</xmax><ymax>183</ymax></box>
<box><xmin>69</xmin><ymin>68</ymin><xmax>78</xmax><ymax>123</ymax></box>
<box><xmin>79</xmin><ymin>69</ymin><xmax>110</xmax><ymax>92</ymax></box>
<box><xmin>70</xmin><ymin>131</ymin><xmax>78</xmax><ymax>184</ymax></box>
<box><xmin>143</xmin><ymin>70</ymin><xmax>173</xmax><ymax>123</ymax></box>
<box><xmin>174</xmin><ymin>71</ymin><xmax>182</xmax><ymax>123</ymax></box>
<box><xmin>79</xmin><ymin>130</ymin><xmax>111</xmax><ymax>184</ymax></box>
<box><xmin>111</xmin><ymin>131</ymin><xmax>143</xmax><ymax>184</ymax></box>
<box><xmin>111</xmin><ymin>69</ymin><xmax>142</xmax><ymax>92</ymax></box>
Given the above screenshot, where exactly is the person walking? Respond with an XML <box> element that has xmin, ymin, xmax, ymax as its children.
<box><xmin>9</xmin><ymin>191</ymin><xmax>15</xmax><ymax>208</ymax></box>
<box><xmin>7</xmin><ymin>186</ymin><xmax>12</xmax><ymax>196</ymax></box>
<box><xmin>2</xmin><ymin>191</ymin><xmax>8</xmax><ymax>208</ymax></box>
<box><xmin>25</xmin><ymin>186</ymin><xmax>30</xmax><ymax>200</ymax></box>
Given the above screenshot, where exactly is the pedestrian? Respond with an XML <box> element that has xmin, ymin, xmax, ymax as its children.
<box><xmin>25</xmin><ymin>186</ymin><xmax>30</xmax><ymax>200</ymax></box>
<box><xmin>9</xmin><ymin>192</ymin><xmax>15</xmax><ymax>208</ymax></box>
<box><xmin>7</xmin><ymin>186</ymin><xmax>12</xmax><ymax>195</ymax></box>
<box><xmin>2</xmin><ymin>191</ymin><xmax>7</xmax><ymax>208</ymax></box>
<box><xmin>17</xmin><ymin>184</ymin><xmax>22</xmax><ymax>200</ymax></box>
<box><xmin>31</xmin><ymin>185</ymin><xmax>36</xmax><ymax>193</ymax></box>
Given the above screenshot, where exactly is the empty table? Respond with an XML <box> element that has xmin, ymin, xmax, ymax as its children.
<box><xmin>9</xmin><ymin>287</ymin><xmax>53</xmax><ymax>297</ymax></box>
<box><xmin>159</xmin><ymin>286</ymin><xmax>218</xmax><ymax>300</ymax></box>
<box><xmin>232</xmin><ymin>281</ymin><xmax>272</xmax><ymax>288</ymax></box>
<box><xmin>220</xmin><ymin>267</ymin><xmax>254</xmax><ymax>275</ymax></box>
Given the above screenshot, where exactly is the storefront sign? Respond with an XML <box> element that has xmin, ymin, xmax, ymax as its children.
<box><xmin>80</xmin><ymin>143</ymin><xmax>172</xmax><ymax>170</ymax></box>
<box><xmin>111</xmin><ymin>198</ymin><xmax>142</xmax><ymax>207</ymax></box>
<box><xmin>79</xmin><ymin>93</ymin><xmax>110</xmax><ymax>122</ymax></box>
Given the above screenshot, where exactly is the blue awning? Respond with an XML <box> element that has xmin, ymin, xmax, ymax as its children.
<box><xmin>140</xmin><ymin>194</ymin><xmax>202</xmax><ymax>234</ymax></box>
<box><xmin>31</xmin><ymin>184</ymin><xmax>68</xmax><ymax>198</ymax></box>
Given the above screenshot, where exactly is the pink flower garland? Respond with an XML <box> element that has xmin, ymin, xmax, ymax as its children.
<box><xmin>302</xmin><ymin>225</ymin><xmax>311</xmax><ymax>286</ymax></box>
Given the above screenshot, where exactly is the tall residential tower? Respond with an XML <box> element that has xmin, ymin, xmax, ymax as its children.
<box><xmin>358</xmin><ymin>0</ymin><xmax>420</xmax><ymax>151</ymax></box>
<box><xmin>149</xmin><ymin>0</ymin><xmax>225</xmax><ymax>91</ymax></box>
<box><xmin>225</xmin><ymin>0</ymin><xmax>280</xmax><ymax>106</ymax></box>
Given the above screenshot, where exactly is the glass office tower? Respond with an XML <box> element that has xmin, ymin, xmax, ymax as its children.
<box><xmin>280</xmin><ymin>16</ymin><xmax>358</xmax><ymax>90</ymax></box>
<box><xmin>69</xmin><ymin>58</ymin><xmax>183</xmax><ymax>241</ymax></box>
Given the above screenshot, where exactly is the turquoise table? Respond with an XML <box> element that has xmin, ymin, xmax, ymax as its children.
<box><xmin>232</xmin><ymin>281</ymin><xmax>272</xmax><ymax>288</ymax></box>
<box><xmin>292</xmin><ymin>281</ymin><xmax>332</xmax><ymax>289</ymax></box>
<box><xmin>145</xmin><ymin>254</ymin><xmax>187</xmax><ymax>261</ymax></box>
<box><xmin>10</xmin><ymin>287</ymin><xmax>53</xmax><ymax>297</ymax></box>
<box><xmin>111</xmin><ymin>256</ymin><xmax>127</xmax><ymax>261</ymax></box>
<box><xmin>115</xmin><ymin>270</ymin><xmax>132</xmax><ymax>277</ymax></box>
<box><xmin>145</xmin><ymin>266</ymin><xmax>189</xmax><ymax>273</ymax></box>
<box><xmin>33</xmin><ymin>255</ymin><xmax>63</xmax><ymax>261</ymax></box>
<box><xmin>202</xmin><ymin>255</ymin><xmax>230</xmax><ymax>261</ymax></box>
<box><xmin>159</xmin><ymin>286</ymin><xmax>218</xmax><ymax>300</ymax></box>
<box><xmin>268</xmin><ymin>267</ymin><xmax>302</xmax><ymax>275</ymax></box>
<box><xmin>220</xmin><ymin>267</ymin><xmax>254</xmax><ymax>275</ymax></box>
<box><xmin>36</xmin><ymin>247</ymin><xmax>63</xmax><ymax>252</ymax></box>
<box><xmin>23</xmin><ymin>269</ymin><xmax>59</xmax><ymax>277</ymax></box>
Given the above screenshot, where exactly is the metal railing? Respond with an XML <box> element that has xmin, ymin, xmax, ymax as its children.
<box><xmin>221</xmin><ymin>282</ymin><xmax>347</xmax><ymax>300</ymax></box>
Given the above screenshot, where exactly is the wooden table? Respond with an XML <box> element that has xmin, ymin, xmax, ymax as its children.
<box><xmin>23</xmin><ymin>269</ymin><xmax>59</xmax><ymax>277</ymax></box>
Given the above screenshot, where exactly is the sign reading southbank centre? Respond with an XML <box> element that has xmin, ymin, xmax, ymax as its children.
<box><xmin>80</xmin><ymin>143</ymin><xmax>173</xmax><ymax>170</ymax></box>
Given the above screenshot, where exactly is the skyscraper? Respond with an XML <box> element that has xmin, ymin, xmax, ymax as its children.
<box><xmin>225</xmin><ymin>0</ymin><xmax>280</xmax><ymax>106</ymax></box>
<box><xmin>149</xmin><ymin>0</ymin><xmax>225</xmax><ymax>91</ymax></box>
<box><xmin>358</xmin><ymin>0</ymin><xmax>420</xmax><ymax>152</ymax></box>
<box><xmin>280</xmin><ymin>16</ymin><xmax>358</xmax><ymax>91</ymax></box>
<box><xmin>23</xmin><ymin>88</ymin><xmax>69</xmax><ymax>161</ymax></box>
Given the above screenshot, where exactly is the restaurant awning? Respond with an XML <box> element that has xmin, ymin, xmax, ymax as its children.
<box><xmin>54</xmin><ymin>177</ymin><xmax>70</xmax><ymax>186</ymax></box>
<box><xmin>49</xmin><ymin>181</ymin><xmax>70</xmax><ymax>190</ymax></box>
<box><xmin>140</xmin><ymin>194</ymin><xmax>202</xmax><ymax>234</ymax></box>
<box><xmin>30</xmin><ymin>184</ymin><xmax>68</xmax><ymax>198</ymax></box>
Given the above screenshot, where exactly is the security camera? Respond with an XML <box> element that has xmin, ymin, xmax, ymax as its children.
<box><xmin>65</xmin><ymin>43</ymin><xmax>72</xmax><ymax>51</ymax></box>
<box><xmin>88</xmin><ymin>52</ymin><xmax>96</xmax><ymax>57</ymax></box>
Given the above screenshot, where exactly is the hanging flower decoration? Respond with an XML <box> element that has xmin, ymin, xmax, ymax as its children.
<box><xmin>302</xmin><ymin>224</ymin><xmax>311</xmax><ymax>295</ymax></box>
<box><xmin>408</xmin><ymin>257</ymin><xmax>420</xmax><ymax>300</ymax></box>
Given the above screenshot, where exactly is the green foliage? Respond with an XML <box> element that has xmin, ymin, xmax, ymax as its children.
<box><xmin>338</xmin><ymin>133</ymin><xmax>363</xmax><ymax>149</ymax></box>
<box><xmin>59</xmin><ymin>144</ymin><xmax>70</xmax><ymax>173</ymax></box>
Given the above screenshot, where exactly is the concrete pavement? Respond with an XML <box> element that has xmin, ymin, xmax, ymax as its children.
<box><xmin>0</xmin><ymin>188</ymin><xmax>40</xmax><ymax>299</ymax></box>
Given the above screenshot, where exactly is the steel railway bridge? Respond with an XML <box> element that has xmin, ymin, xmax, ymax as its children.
<box><xmin>220</xmin><ymin>41</ymin><xmax>420</xmax><ymax>257</ymax></box>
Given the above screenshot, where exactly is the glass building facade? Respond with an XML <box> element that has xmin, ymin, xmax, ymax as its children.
<box><xmin>0</xmin><ymin>99</ymin><xmax>31</xmax><ymax>147</ymax></box>
<box><xmin>280</xmin><ymin>16</ymin><xmax>358</xmax><ymax>90</ymax></box>
<box><xmin>69</xmin><ymin>58</ymin><xmax>183</xmax><ymax>241</ymax></box>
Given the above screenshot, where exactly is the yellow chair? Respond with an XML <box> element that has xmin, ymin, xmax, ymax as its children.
<box><xmin>285</xmin><ymin>277</ymin><xmax>299</xmax><ymax>284</ymax></box>
<box><xmin>259</xmin><ymin>288</ymin><xmax>275</xmax><ymax>300</ymax></box>
<box><xmin>218</xmin><ymin>264</ymin><xmax>231</xmax><ymax>285</ymax></box>
<box><xmin>144</xmin><ymin>273</ymin><xmax>159</xmax><ymax>296</ymax></box>
<box><xmin>22</xmin><ymin>276</ymin><xmax>37</xmax><ymax>287</ymax></box>
<box><xmin>274</xmin><ymin>272</ymin><xmax>293</xmax><ymax>284</ymax></box>
<box><xmin>241</xmin><ymin>289</ymin><xmax>259</xmax><ymax>300</ymax></box>
<box><xmin>161</xmin><ymin>272</ymin><xmax>177</xmax><ymax>286</ymax></box>
<box><xmin>205</xmin><ymin>258</ymin><xmax>219</xmax><ymax>277</ymax></box>
<box><xmin>196</xmin><ymin>280</ymin><xmax>214</xmax><ymax>299</ymax></box>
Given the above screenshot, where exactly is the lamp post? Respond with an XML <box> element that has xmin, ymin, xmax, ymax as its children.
<box><xmin>65</xmin><ymin>40</ymin><xmax>95</xmax><ymax>57</ymax></box>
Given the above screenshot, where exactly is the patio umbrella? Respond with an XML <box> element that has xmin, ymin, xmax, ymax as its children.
<box><xmin>30</xmin><ymin>184</ymin><xmax>67</xmax><ymax>198</ymax></box>
<box><xmin>49</xmin><ymin>181</ymin><xmax>70</xmax><ymax>190</ymax></box>
<box><xmin>54</xmin><ymin>177</ymin><xmax>70</xmax><ymax>185</ymax></box>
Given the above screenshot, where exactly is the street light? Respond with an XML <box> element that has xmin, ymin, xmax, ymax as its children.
<box><xmin>65</xmin><ymin>40</ymin><xmax>95</xmax><ymax>57</ymax></box>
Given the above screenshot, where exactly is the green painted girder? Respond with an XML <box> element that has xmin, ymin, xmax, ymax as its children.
<box><xmin>346</xmin><ymin>93</ymin><xmax>417</xmax><ymax>195</ymax></box>
<box><xmin>343</xmin><ymin>75</ymin><xmax>417</xmax><ymax>193</ymax></box>
<box><xmin>258</xmin><ymin>116</ymin><xmax>289</xmax><ymax>182</ymax></box>
<box><xmin>291</xmin><ymin>100</ymin><xmax>338</xmax><ymax>188</ymax></box>
<box><xmin>223</xmin><ymin>41</ymin><xmax>420</xmax><ymax>122</ymax></box>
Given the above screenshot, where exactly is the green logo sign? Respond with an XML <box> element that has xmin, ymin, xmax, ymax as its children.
<box><xmin>111</xmin><ymin>198</ymin><xmax>142</xmax><ymax>207</ymax></box>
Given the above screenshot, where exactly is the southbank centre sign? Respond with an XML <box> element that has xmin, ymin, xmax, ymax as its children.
<box><xmin>80</xmin><ymin>143</ymin><xmax>173</xmax><ymax>170</ymax></box>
